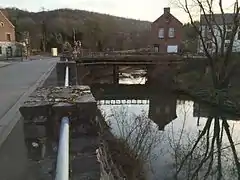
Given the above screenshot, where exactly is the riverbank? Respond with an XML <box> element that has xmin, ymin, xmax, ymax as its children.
<box><xmin>175</xmin><ymin>72</ymin><xmax>240</xmax><ymax>117</ymax></box>
<box><xmin>96</xmin><ymin>109</ymin><xmax>146</xmax><ymax>180</ymax></box>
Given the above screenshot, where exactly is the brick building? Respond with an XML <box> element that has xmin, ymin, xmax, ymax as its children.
<box><xmin>0</xmin><ymin>10</ymin><xmax>22</xmax><ymax>58</ymax></box>
<box><xmin>150</xmin><ymin>7</ymin><xmax>183</xmax><ymax>53</ymax></box>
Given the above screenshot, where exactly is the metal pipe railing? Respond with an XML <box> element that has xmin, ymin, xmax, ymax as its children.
<box><xmin>55</xmin><ymin>117</ymin><xmax>69</xmax><ymax>180</ymax></box>
<box><xmin>64</xmin><ymin>66</ymin><xmax>69</xmax><ymax>87</ymax></box>
<box><xmin>55</xmin><ymin>59</ymin><xmax>70</xmax><ymax>180</ymax></box>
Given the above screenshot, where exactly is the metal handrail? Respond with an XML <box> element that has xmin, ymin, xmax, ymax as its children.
<box><xmin>55</xmin><ymin>59</ymin><xmax>70</xmax><ymax>180</ymax></box>
<box><xmin>55</xmin><ymin>117</ymin><xmax>69</xmax><ymax>180</ymax></box>
<box><xmin>64</xmin><ymin>65</ymin><xmax>69</xmax><ymax>87</ymax></box>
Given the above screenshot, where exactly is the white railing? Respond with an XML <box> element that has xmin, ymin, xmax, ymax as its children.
<box><xmin>55</xmin><ymin>59</ymin><xmax>70</xmax><ymax>180</ymax></box>
<box><xmin>64</xmin><ymin>65</ymin><xmax>69</xmax><ymax>87</ymax></box>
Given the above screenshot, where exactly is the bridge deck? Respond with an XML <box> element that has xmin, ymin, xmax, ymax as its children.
<box><xmin>75</xmin><ymin>54</ymin><xmax>206</xmax><ymax>66</ymax></box>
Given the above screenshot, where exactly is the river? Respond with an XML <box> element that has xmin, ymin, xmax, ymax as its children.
<box><xmin>94</xmin><ymin>77</ymin><xmax>240</xmax><ymax>180</ymax></box>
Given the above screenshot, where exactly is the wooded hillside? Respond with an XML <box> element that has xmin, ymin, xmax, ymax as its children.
<box><xmin>3</xmin><ymin>8</ymin><xmax>151</xmax><ymax>51</ymax></box>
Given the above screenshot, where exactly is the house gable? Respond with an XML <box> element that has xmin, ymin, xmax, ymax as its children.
<box><xmin>152</xmin><ymin>13</ymin><xmax>183</xmax><ymax>28</ymax></box>
<box><xmin>149</xmin><ymin>7</ymin><xmax>183</xmax><ymax>53</ymax></box>
<box><xmin>0</xmin><ymin>10</ymin><xmax>15</xmax><ymax>42</ymax></box>
<box><xmin>0</xmin><ymin>10</ymin><xmax>14</xmax><ymax>28</ymax></box>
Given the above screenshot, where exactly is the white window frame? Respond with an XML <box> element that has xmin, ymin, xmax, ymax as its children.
<box><xmin>168</xmin><ymin>27</ymin><xmax>175</xmax><ymax>38</ymax></box>
<box><xmin>158</xmin><ymin>28</ymin><xmax>164</xmax><ymax>39</ymax></box>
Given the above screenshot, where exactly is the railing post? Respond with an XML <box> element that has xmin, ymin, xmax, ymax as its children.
<box><xmin>113</xmin><ymin>65</ymin><xmax>119</xmax><ymax>84</ymax></box>
<box><xmin>65</xmin><ymin>65</ymin><xmax>69</xmax><ymax>87</ymax></box>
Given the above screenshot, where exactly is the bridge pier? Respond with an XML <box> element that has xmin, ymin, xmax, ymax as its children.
<box><xmin>113</xmin><ymin>65</ymin><xmax>119</xmax><ymax>84</ymax></box>
<box><xmin>76</xmin><ymin>64</ymin><xmax>90</xmax><ymax>85</ymax></box>
<box><xmin>146</xmin><ymin>66</ymin><xmax>153</xmax><ymax>85</ymax></box>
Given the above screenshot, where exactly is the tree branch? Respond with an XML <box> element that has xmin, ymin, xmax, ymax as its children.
<box><xmin>183</xmin><ymin>0</ymin><xmax>218</xmax><ymax>86</ymax></box>
<box><xmin>219</xmin><ymin>0</ymin><xmax>227</xmax><ymax>56</ymax></box>
<box><xmin>223</xmin><ymin>118</ymin><xmax>240</xmax><ymax>178</ymax></box>
<box><xmin>176</xmin><ymin>117</ymin><xmax>213</xmax><ymax>176</ymax></box>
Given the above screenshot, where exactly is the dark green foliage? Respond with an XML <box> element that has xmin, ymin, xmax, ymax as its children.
<box><xmin>182</xmin><ymin>22</ymin><xmax>199</xmax><ymax>53</ymax></box>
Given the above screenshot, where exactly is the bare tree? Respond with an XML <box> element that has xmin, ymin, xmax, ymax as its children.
<box><xmin>174</xmin><ymin>0</ymin><xmax>240</xmax><ymax>89</ymax></box>
<box><xmin>170</xmin><ymin>105</ymin><xmax>240</xmax><ymax>180</ymax></box>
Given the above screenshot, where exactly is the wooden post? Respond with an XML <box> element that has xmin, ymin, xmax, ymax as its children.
<box><xmin>146</xmin><ymin>66</ymin><xmax>152</xmax><ymax>85</ymax></box>
<box><xmin>113</xmin><ymin>65</ymin><xmax>119</xmax><ymax>84</ymax></box>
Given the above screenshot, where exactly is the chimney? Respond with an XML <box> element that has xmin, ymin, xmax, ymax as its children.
<box><xmin>164</xmin><ymin>7</ymin><xmax>170</xmax><ymax>14</ymax></box>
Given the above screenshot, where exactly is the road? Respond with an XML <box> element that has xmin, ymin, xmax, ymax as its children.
<box><xmin>0</xmin><ymin>58</ymin><xmax>57</xmax><ymax>145</ymax></box>
<box><xmin>0</xmin><ymin>58</ymin><xmax>57</xmax><ymax>119</ymax></box>
<box><xmin>0</xmin><ymin>58</ymin><xmax>58</xmax><ymax>180</ymax></box>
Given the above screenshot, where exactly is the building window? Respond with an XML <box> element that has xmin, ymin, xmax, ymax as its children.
<box><xmin>158</xmin><ymin>28</ymin><xmax>164</xmax><ymax>39</ymax></box>
<box><xmin>0</xmin><ymin>22</ymin><xmax>4</xmax><ymax>27</ymax></box>
<box><xmin>225</xmin><ymin>42</ymin><xmax>230</xmax><ymax>48</ymax></box>
<box><xmin>165</xmin><ymin>106</ymin><xmax>170</xmax><ymax>114</ymax></box>
<box><xmin>227</xmin><ymin>25</ymin><xmax>232</xmax><ymax>30</ymax></box>
<box><xmin>207</xmin><ymin>42</ymin><xmax>212</xmax><ymax>49</ymax></box>
<box><xmin>168</xmin><ymin>28</ymin><xmax>175</xmax><ymax>38</ymax></box>
<box><xmin>226</xmin><ymin>32</ymin><xmax>231</xmax><ymax>40</ymax></box>
<box><xmin>238</xmin><ymin>31</ymin><xmax>240</xmax><ymax>40</ymax></box>
<box><xmin>6</xmin><ymin>33</ymin><xmax>11</xmax><ymax>41</ymax></box>
<box><xmin>0</xmin><ymin>46</ymin><xmax>2</xmax><ymax>54</ymax></box>
<box><xmin>154</xmin><ymin>45</ymin><xmax>159</xmax><ymax>52</ymax></box>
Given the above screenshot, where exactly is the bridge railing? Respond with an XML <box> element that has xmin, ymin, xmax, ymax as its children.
<box><xmin>55</xmin><ymin>59</ymin><xmax>70</xmax><ymax>180</ymax></box>
<box><xmin>83</xmin><ymin>51</ymin><xmax>182</xmax><ymax>57</ymax></box>
<box><xmin>97</xmin><ymin>99</ymin><xmax>149</xmax><ymax>105</ymax></box>
<box><xmin>61</xmin><ymin>50</ymin><xmax>207</xmax><ymax>62</ymax></box>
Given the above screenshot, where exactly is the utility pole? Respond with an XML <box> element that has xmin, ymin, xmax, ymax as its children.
<box><xmin>41</xmin><ymin>7</ymin><xmax>47</xmax><ymax>53</ymax></box>
<box><xmin>73</xmin><ymin>28</ymin><xmax>76</xmax><ymax>43</ymax></box>
<box><xmin>73</xmin><ymin>28</ymin><xmax>77</xmax><ymax>58</ymax></box>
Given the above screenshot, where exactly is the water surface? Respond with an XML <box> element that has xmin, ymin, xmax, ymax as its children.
<box><xmin>96</xmin><ymin>83</ymin><xmax>240</xmax><ymax>180</ymax></box>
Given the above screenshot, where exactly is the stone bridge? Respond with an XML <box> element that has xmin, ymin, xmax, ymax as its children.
<box><xmin>58</xmin><ymin>52</ymin><xmax>208</xmax><ymax>87</ymax></box>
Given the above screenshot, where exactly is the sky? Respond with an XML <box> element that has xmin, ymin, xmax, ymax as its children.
<box><xmin>0</xmin><ymin>0</ymin><xmax>238</xmax><ymax>23</ymax></box>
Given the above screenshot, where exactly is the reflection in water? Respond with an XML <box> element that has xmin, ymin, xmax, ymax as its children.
<box><xmin>175</xmin><ymin>103</ymin><xmax>240</xmax><ymax>180</ymax></box>
<box><xmin>193</xmin><ymin>102</ymin><xmax>240</xmax><ymax>121</ymax></box>
<box><xmin>149</xmin><ymin>94</ymin><xmax>177</xmax><ymax>131</ymax></box>
<box><xmin>94</xmin><ymin>84</ymin><xmax>240</xmax><ymax>180</ymax></box>
<box><xmin>175</xmin><ymin>116</ymin><xmax>240</xmax><ymax>180</ymax></box>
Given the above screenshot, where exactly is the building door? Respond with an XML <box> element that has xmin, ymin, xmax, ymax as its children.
<box><xmin>167</xmin><ymin>45</ymin><xmax>178</xmax><ymax>53</ymax></box>
<box><xmin>154</xmin><ymin>45</ymin><xmax>159</xmax><ymax>52</ymax></box>
<box><xmin>7</xmin><ymin>46</ymin><xmax>12</xmax><ymax>57</ymax></box>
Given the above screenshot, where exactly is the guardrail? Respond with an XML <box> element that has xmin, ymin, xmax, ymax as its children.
<box><xmin>55</xmin><ymin>59</ymin><xmax>70</xmax><ymax>180</ymax></box>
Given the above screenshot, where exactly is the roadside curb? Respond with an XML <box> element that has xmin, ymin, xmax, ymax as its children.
<box><xmin>0</xmin><ymin>64</ymin><xmax>11</xmax><ymax>69</ymax></box>
<box><xmin>0</xmin><ymin>61</ymin><xmax>57</xmax><ymax>147</ymax></box>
